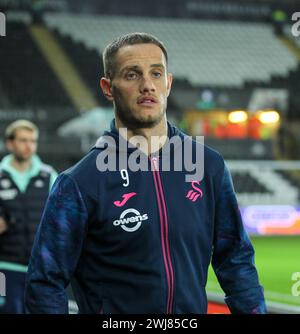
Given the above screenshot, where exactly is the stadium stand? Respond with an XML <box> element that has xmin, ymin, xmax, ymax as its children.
<box><xmin>52</xmin><ymin>29</ymin><xmax>110</xmax><ymax>107</ymax></box>
<box><xmin>231</xmin><ymin>171</ymin><xmax>271</xmax><ymax>194</ymax></box>
<box><xmin>0</xmin><ymin>21</ymin><xmax>72</xmax><ymax>108</ymax></box>
<box><xmin>228</xmin><ymin>160</ymin><xmax>300</xmax><ymax>206</ymax></box>
<box><xmin>44</xmin><ymin>14</ymin><xmax>298</xmax><ymax>86</ymax></box>
<box><xmin>0</xmin><ymin>15</ymin><xmax>96</xmax><ymax>171</ymax></box>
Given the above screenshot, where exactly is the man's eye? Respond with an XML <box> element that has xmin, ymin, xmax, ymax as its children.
<box><xmin>152</xmin><ymin>72</ymin><xmax>162</xmax><ymax>78</ymax></box>
<box><xmin>126</xmin><ymin>72</ymin><xmax>138</xmax><ymax>80</ymax></box>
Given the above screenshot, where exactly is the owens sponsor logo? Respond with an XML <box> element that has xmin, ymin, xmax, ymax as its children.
<box><xmin>113</xmin><ymin>208</ymin><xmax>148</xmax><ymax>232</ymax></box>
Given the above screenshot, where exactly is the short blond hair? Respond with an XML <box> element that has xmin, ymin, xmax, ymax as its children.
<box><xmin>5</xmin><ymin>120</ymin><xmax>39</xmax><ymax>140</ymax></box>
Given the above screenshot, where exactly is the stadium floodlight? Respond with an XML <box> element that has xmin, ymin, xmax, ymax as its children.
<box><xmin>228</xmin><ymin>110</ymin><xmax>248</xmax><ymax>124</ymax></box>
<box><xmin>258</xmin><ymin>110</ymin><xmax>280</xmax><ymax>124</ymax></box>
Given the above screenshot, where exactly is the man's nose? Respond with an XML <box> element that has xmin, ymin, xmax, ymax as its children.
<box><xmin>140</xmin><ymin>75</ymin><xmax>155</xmax><ymax>92</ymax></box>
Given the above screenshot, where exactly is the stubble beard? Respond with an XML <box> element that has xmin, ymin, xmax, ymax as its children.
<box><xmin>113</xmin><ymin>87</ymin><xmax>166</xmax><ymax>131</ymax></box>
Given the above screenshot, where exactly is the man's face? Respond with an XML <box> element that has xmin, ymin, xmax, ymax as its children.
<box><xmin>101</xmin><ymin>43</ymin><xmax>173</xmax><ymax>129</ymax></box>
<box><xmin>6</xmin><ymin>129</ymin><xmax>38</xmax><ymax>162</ymax></box>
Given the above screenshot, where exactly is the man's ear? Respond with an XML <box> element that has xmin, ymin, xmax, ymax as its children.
<box><xmin>100</xmin><ymin>77</ymin><xmax>114</xmax><ymax>101</ymax></box>
<box><xmin>166</xmin><ymin>73</ymin><xmax>173</xmax><ymax>97</ymax></box>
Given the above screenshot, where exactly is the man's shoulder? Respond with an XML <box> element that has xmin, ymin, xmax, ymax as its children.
<box><xmin>199</xmin><ymin>142</ymin><xmax>225</xmax><ymax>177</ymax></box>
<box><xmin>178</xmin><ymin>129</ymin><xmax>225</xmax><ymax>175</ymax></box>
<box><xmin>203</xmin><ymin>144</ymin><xmax>224</xmax><ymax>164</ymax></box>
<box><xmin>62</xmin><ymin>148</ymin><xmax>101</xmax><ymax>184</ymax></box>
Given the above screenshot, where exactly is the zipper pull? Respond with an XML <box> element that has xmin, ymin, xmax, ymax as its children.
<box><xmin>151</xmin><ymin>156</ymin><xmax>159</xmax><ymax>171</ymax></box>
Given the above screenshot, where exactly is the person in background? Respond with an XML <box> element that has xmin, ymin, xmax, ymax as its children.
<box><xmin>0</xmin><ymin>120</ymin><xmax>57</xmax><ymax>313</ymax></box>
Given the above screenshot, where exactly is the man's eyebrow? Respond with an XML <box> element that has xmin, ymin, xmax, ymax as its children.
<box><xmin>150</xmin><ymin>63</ymin><xmax>165</xmax><ymax>69</ymax></box>
<box><xmin>120</xmin><ymin>63</ymin><xmax>165</xmax><ymax>74</ymax></box>
<box><xmin>120</xmin><ymin>65</ymin><xmax>140</xmax><ymax>74</ymax></box>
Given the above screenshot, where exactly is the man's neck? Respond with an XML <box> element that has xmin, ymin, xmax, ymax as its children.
<box><xmin>115</xmin><ymin>117</ymin><xmax>168</xmax><ymax>155</ymax></box>
<box><xmin>10</xmin><ymin>157</ymin><xmax>31</xmax><ymax>173</ymax></box>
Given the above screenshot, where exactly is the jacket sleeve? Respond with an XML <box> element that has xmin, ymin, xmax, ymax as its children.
<box><xmin>211</xmin><ymin>164</ymin><xmax>267</xmax><ymax>314</ymax></box>
<box><xmin>25</xmin><ymin>173</ymin><xmax>88</xmax><ymax>314</ymax></box>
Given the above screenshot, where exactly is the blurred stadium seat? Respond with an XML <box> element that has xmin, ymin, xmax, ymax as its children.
<box><xmin>44</xmin><ymin>13</ymin><xmax>298</xmax><ymax>86</ymax></box>
<box><xmin>0</xmin><ymin>21</ymin><xmax>72</xmax><ymax>108</ymax></box>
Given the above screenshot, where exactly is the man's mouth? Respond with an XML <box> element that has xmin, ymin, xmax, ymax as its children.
<box><xmin>137</xmin><ymin>96</ymin><xmax>158</xmax><ymax>105</ymax></box>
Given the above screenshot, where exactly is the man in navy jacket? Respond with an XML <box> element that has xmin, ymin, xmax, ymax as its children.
<box><xmin>25</xmin><ymin>32</ymin><xmax>266</xmax><ymax>314</ymax></box>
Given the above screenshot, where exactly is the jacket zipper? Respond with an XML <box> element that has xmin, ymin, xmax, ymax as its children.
<box><xmin>150</xmin><ymin>156</ymin><xmax>174</xmax><ymax>314</ymax></box>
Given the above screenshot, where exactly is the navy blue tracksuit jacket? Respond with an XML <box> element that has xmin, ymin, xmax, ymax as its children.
<box><xmin>25</xmin><ymin>120</ymin><xmax>266</xmax><ymax>314</ymax></box>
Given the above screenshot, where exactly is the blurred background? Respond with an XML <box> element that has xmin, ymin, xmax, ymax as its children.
<box><xmin>0</xmin><ymin>0</ymin><xmax>299</xmax><ymax>314</ymax></box>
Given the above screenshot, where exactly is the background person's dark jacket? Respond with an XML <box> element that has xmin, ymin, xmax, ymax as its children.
<box><xmin>0</xmin><ymin>157</ymin><xmax>56</xmax><ymax>265</ymax></box>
